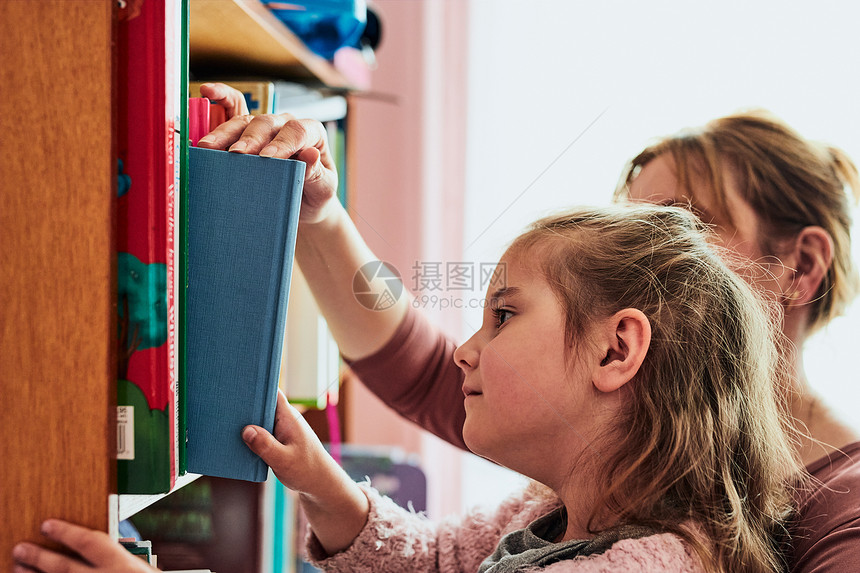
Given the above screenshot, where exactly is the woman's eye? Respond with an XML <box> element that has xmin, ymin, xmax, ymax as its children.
<box><xmin>492</xmin><ymin>308</ymin><xmax>514</xmax><ymax>327</ymax></box>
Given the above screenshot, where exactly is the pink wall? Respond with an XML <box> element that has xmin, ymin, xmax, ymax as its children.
<box><xmin>345</xmin><ymin>0</ymin><xmax>469</xmax><ymax>519</ymax></box>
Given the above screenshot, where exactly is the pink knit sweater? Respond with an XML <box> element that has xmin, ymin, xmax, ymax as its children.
<box><xmin>305</xmin><ymin>485</ymin><xmax>705</xmax><ymax>572</ymax></box>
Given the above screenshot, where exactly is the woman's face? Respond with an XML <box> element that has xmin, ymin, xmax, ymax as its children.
<box><xmin>627</xmin><ymin>154</ymin><xmax>786</xmax><ymax>300</ymax></box>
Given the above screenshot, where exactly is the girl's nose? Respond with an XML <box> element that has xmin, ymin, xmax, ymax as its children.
<box><xmin>453</xmin><ymin>332</ymin><xmax>481</xmax><ymax>372</ymax></box>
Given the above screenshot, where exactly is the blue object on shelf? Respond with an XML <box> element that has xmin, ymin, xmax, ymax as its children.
<box><xmin>185</xmin><ymin>148</ymin><xmax>305</xmax><ymax>483</ymax></box>
<box><xmin>263</xmin><ymin>0</ymin><xmax>367</xmax><ymax>60</ymax></box>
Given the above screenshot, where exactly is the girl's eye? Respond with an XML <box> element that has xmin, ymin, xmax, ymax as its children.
<box><xmin>492</xmin><ymin>308</ymin><xmax>514</xmax><ymax>327</ymax></box>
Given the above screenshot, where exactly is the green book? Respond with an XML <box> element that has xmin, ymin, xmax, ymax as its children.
<box><xmin>178</xmin><ymin>0</ymin><xmax>190</xmax><ymax>477</ymax></box>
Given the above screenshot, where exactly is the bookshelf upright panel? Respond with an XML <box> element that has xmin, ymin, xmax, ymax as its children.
<box><xmin>0</xmin><ymin>1</ymin><xmax>116</xmax><ymax>564</ymax></box>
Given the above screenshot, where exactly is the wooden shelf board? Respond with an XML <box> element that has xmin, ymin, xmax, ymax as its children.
<box><xmin>190</xmin><ymin>0</ymin><xmax>354</xmax><ymax>88</ymax></box>
<box><xmin>118</xmin><ymin>473</ymin><xmax>203</xmax><ymax>522</ymax></box>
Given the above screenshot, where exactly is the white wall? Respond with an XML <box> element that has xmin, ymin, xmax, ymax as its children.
<box><xmin>460</xmin><ymin>0</ymin><xmax>860</xmax><ymax>511</ymax></box>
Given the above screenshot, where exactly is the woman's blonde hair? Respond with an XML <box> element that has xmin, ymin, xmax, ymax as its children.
<box><xmin>615</xmin><ymin>109</ymin><xmax>860</xmax><ymax>334</ymax></box>
<box><xmin>510</xmin><ymin>204</ymin><xmax>803</xmax><ymax>573</ymax></box>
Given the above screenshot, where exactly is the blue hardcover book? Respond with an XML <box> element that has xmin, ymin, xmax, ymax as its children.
<box><xmin>186</xmin><ymin>147</ymin><xmax>305</xmax><ymax>481</ymax></box>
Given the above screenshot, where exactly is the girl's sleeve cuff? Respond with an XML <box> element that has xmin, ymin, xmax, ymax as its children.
<box><xmin>304</xmin><ymin>482</ymin><xmax>434</xmax><ymax>572</ymax></box>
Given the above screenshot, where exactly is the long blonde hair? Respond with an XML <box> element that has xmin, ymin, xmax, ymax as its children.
<box><xmin>510</xmin><ymin>204</ymin><xmax>803</xmax><ymax>573</ymax></box>
<box><xmin>615</xmin><ymin>109</ymin><xmax>860</xmax><ymax>334</ymax></box>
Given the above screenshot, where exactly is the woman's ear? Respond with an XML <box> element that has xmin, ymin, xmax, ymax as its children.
<box><xmin>592</xmin><ymin>309</ymin><xmax>651</xmax><ymax>393</ymax></box>
<box><xmin>781</xmin><ymin>226</ymin><xmax>833</xmax><ymax>307</ymax></box>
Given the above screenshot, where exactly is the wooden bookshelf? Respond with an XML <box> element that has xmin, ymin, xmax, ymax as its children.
<box><xmin>0</xmin><ymin>1</ymin><xmax>116</xmax><ymax>566</ymax></box>
<box><xmin>0</xmin><ymin>2</ymin><xmax>357</xmax><ymax>566</ymax></box>
<box><xmin>190</xmin><ymin>0</ymin><xmax>356</xmax><ymax>88</ymax></box>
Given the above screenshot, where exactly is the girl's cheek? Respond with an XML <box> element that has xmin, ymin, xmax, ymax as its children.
<box><xmin>481</xmin><ymin>350</ymin><xmax>510</xmax><ymax>383</ymax></box>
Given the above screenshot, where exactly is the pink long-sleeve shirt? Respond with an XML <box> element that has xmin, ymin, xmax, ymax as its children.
<box><xmin>307</xmin><ymin>484</ymin><xmax>704</xmax><ymax>572</ymax></box>
<box><xmin>347</xmin><ymin>306</ymin><xmax>860</xmax><ymax>573</ymax></box>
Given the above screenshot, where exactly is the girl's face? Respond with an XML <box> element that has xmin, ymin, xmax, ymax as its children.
<box><xmin>453</xmin><ymin>252</ymin><xmax>610</xmax><ymax>486</ymax></box>
<box><xmin>627</xmin><ymin>154</ymin><xmax>785</xmax><ymax>300</ymax></box>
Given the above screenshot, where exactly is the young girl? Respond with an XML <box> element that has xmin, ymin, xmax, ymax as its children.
<box><xmin>14</xmin><ymin>204</ymin><xmax>800</xmax><ymax>573</ymax></box>
<box><xmin>261</xmin><ymin>203</ymin><xmax>805</xmax><ymax>573</ymax></box>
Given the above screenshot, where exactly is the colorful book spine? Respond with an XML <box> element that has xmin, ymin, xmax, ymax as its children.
<box><xmin>119</xmin><ymin>539</ymin><xmax>154</xmax><ymax>565</ymax></box>
<box><xmin>259</xmin><ymin>471</ymin><xmax>299</xmax><ymax>573</ymax></box>
<box><xmin>178</xmin><ymin>0</ymin><xmax>190</xmax><ymax>477</ymax></box>
<box><xmin>188</xmin><ymin>98</ymin><xmax>211</xmax><ymax>147</ymax></box>
<box><xmin>280</xmin><ymin>266</ymin><xmax>339</xmax><ymax>409</ymax></box>
<box><xmin>185</xmin><ymin>148</ymin><xmax>305</xmax><ymax>482</ymax></box>
<box><xmin>189</xmin><ymin>81</ymin><xmax>275</xmax><ymax>129</ymax></box>
<box><xmin>116</xmin><ymin>0</ymin><xmax>180</xmax><ymax>493</ymax></box>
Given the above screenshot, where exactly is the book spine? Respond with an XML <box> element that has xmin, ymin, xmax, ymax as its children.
<box><xmin>188</xmin><ymin>98</ymin><xmax>211</xmax><ymax>147</ymax></box>
<box><xmin>178</xmin><ymin>0</ymin><xmax>190</xmax><ymax>476</ymax></box>
<box><xmin>167</xmin><ymin>0</ymin><xmax>180</xmax><ymax>489</ymax></box>
<box><xmin>253</xmin><ymin>173</ymin><xmax>299</xmax><ymax>482</ymax></box>
<box><xmin>116</xmin><ymin>0</ymin><xmax>179</xmax><ymax>494</ymax></box>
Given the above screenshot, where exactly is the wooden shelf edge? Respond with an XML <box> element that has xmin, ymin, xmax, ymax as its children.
<box><xmin>190</xmin><ymin>0</ymin><xmax>358</xmax><ymax>89</ymax></box>
<box><xmin>117</xmin><ymin>473</ymin><xmax>203</xmax><ymax>522</ymax></box>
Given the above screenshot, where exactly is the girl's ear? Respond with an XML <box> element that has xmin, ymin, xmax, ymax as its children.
<box><xmin>780</xmin><ymin>226</ymin><xmax>833</xmax><ymax>308</ymax></box>
<box><xmin>592</xmin><ymin>309</ymin><xmax>651</xmax><ymax>393</ymax></box>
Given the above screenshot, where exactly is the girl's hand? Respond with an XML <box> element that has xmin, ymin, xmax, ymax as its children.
<box><xmin>243</xmin><ymin>390</ymin><xmax>369</xmax><ymax>556</ymax></box>
<box><xmin>196</xmin><ymin>83</ymin><xmax>339</xmax><ymax>225</ymax></box>
<box><xmin>242</xmin><ymin>390</ymin><xmax>336</xmax><ymax>496</ymax></box>
<box><xmin>13</xmin><ymin>520</ymin><xmax>158</xmax><ymax>572</ymax></box>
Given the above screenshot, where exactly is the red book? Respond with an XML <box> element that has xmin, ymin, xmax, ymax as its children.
<box><xmin>116</xmin><ymin>0</ymin><xmax>181</xmax><ymax>493</ymax></box>
<box><xmin>188</xmin><ymin>97</ymin><xmax>211</xmax><ymax>147</ymax></box>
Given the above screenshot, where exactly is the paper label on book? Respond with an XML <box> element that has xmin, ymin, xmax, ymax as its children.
<box><xmin>117</xmin><ymin>406</ymin><xmax>134</xmax><ymax>460</ymax></box>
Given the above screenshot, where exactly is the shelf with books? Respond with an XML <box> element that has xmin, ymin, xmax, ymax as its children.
<box><xmin>189</xmin><ymin>0</ymin><xmax>359</xmax><ymax>89</ymax></box>
<box><xmin>2</xmin><ymin>1</ymin><xmax>360</xmax><ymax>566</ymax></box>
